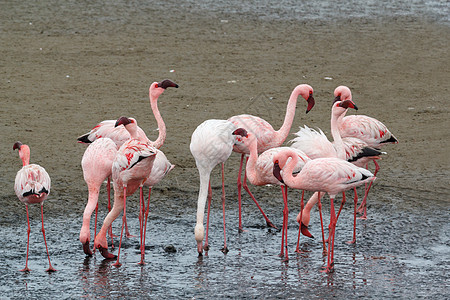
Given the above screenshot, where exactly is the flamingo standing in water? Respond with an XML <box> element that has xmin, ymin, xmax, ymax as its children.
<box><xmin>94</xmin><ymin>117</ymin><xmax>157</xmax><ymax>267</ymax></box>
<box><xmin>190</xmin><ymin>119</ymin><xmax>248</xmax><ymax>255</ymax></box>
<box><xmin>334</xmin><ymin>86</ymin><xmax>398</xmax><ymax>218</ymax></box>
<box><xmin>290</xmin><ymin>100</ymin><xmax>384</xmax><ymax>247</ymax></box>
<box><xmin>272</xmin><ymin>149</ymin><xmax>375</xmax><ymax>272</ymax></box>
<box><xmin>13</xmin><ymin>141</ymin><xmax>56</xmax><ymax>272</ymax></box>
<box><xmin>77</xmin><ymin>79</ymin><xmax>178</xmax><ymax>237</ymax></box>
<box><xmin>228</xmin><ymin>84</ymin><xmax>315</xmax><ymax>231</ymax></box>
<box><xmin>79</xmin><ymin>138</ymin><xmax>117</xmax><ymax>256</ymax></box>
<box><xmin>240</xmin><ymin>133</ymin><xmax>310</xmax><ymax>260</ymax></box>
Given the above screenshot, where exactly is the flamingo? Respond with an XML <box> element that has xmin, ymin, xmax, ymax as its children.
<box><xmin>272</xmin><ymin>149</ymin><xmax>376</xmax><ymax>272</ymax></box>
<box><xmin>334</xmin><ymin>86</ymin><xmax>398</xmax><ymax>218</ymax></box>
<box><xmin>79</xmin><ymin>138</ymin><xmax>117</xmax><ymax>256</ymax></box>
<box><xmin>240</xmin><ymin>133</ymin><xmax>310</xmax><ymax>260</ymax></box>
<box><xmin>228</xmin><ymin>84</ymin><xmax>315</xmax><ymax>232</ymax></box>
<box><xmin>190</xmin><ymin>119</ymin><xmax>248</xmax><ymax>255</ymax></box>
<box><xmin>77</xmin><ymin>79</ymin><xmax>178</xmax><ymax>237</ymax></box>
<box><xmin>290</xmin><ymin>100</ymin><xmax>384</xmax><ymax>247</ymax></box>
<box><xmin>94</xmin><ymin>117</ymin><xmax>157</xmax><ymax>267</ymax></box>
<box><xmin>13</xmin><ymin>141</ymin><xmax>56</xmax><ymax>272</ymax></box>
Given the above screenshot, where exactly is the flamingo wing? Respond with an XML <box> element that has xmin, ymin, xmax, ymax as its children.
<box><xmin>290</xmin><ymin>125</ymin><xmax>336</xmax><ymax>159</ymax></box>
<box><xmin>339</xmin><ymin>115</ymin><xmax>397</xmax><ymax>147</ymax></box>
<box><xmin>14</xmin><ymin>164</ymin><xmax>51</xmax><ymax>204</ymax></box>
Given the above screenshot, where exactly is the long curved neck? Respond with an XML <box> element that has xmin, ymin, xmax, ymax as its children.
<box><xmin>330</xmin><ymin>111</ymin><xmax>346</xmax><ymax>160</ymax></box>
<box><xmin>150</xmin><ymin>93</ymin><xmax>166</xmax><ymax>149</ymax></box>
<box><xmin>20</xmin><ymin>148</ymin><xmax>30</xmax><ymax>166</ymax></box>
<box><xmin>282</xmin><ymin>153</ymin><xmax>299</xmax><ymax>187</ymax></box>
<box><xmin>245</xmin><ymin>139</ymin><xmax>261</xmax><ymax>185</ymax></box>
<box><xmin>274</xmin><ymin>89</ymin><xmax>300</xmax><ymax>145</ymax></box>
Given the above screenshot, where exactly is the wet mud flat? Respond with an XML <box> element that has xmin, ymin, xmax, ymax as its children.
<box><xmin>1</xmin><ymin>0</ymin><xmax>449</xmax><ymax>299</ymax></box>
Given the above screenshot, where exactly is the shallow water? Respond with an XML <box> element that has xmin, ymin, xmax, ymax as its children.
<box><xmin>1</xmin><ymin>182</ymin><xmax>449</xmax><ymax>298</ymax></box>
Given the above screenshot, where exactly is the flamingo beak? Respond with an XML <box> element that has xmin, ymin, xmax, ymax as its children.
<box><xmin>301</xmin><ymin>222</ymin><xmax>314</xmax><ymax>238</ymax></box>
<box><xmin>197</xmin><ymin>241</ymin><xmax>203</xmax><ymax>256</ymax></box>
<box><xmin>83</xmin><ymin>242</ymin><xmax>93</xmax><ymax>256</ymax></box>
<box><xmin>306</xmin><ymin>94</ymin><xmax>315</xmax><ymax>114</ymax></box>
<box><xmin>157</xmin><ymin>79</ymin><xmax>179</xmax><ymax>89</ymax></box>
<box><xmin>115</xmin><ymin>116</ymin><xmax>131</xmax><ymax>127</ymax></box>
<box><xmin>97</xmin><ymin>245</ymin><xmax>117</xmax><ymax>260</ymax></box>
<box><xmin>273</xmin><ymin>162</ymin><xmax>284</xmax><ymax>184</ymax></box>
<box><xmin>333</xmin><ymin>95</ymin><xmax>341</xmax><ymax>104</ymax></box>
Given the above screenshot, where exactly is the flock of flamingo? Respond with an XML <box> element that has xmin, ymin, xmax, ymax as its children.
<box><xmin>13</xmin><ymin>79</ymin><xmax>397</xmax><ymax>273</ymax></box>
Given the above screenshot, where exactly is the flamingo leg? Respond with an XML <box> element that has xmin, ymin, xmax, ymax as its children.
<box><xmin>20</xmin><ymin>205</ymin><xmax>31</xmax><ymax>272</ymax></box>
<box><xmin>295</xmin><ymin>190</ymin><xmax>305</xmax><ymax>253</ymax></box>
<box><xmin>237</xmin><ymin>154</ymin><xmax>245</xmax><ymax>232</ymax></box>
<box><xmin>141</xmin><ymin>187</ymin><xmax>152</xmax><ymax>264</ymax></box>
<box><xmin>138</xmin><ymin>185</ymin><xmax>145</xmax><ymax>265</ymax></box>
<box><xmin>317</xmin><ymin>192</ymin><xmax>327</xmax><ymax>255</ymax></box>
<box><xmin>348</xmin><ymin>188</ymin><xmax>358</xmax><ymax>244</ymax></box>
<box><xmin>113</xmin><ymin>186</ymin><xmax>127</xmax><ymax>267</ymax></box>
<box><xmin>107</xmin><ymin>177</ymin><xmax>115</xmax><ymax>248</ymax></box>
<box><xmin>281</xmin><ymin>185</ymin><xmax>289</xmax><ymax>261</ymax></box>
<box><xmin>93</xmin><ymin>202</ymin><xmax>98</xmax><ymax>254</ymax></box>
<box><xmin>279</xmin><ymin>187</ymin><xmax>285</xmax><ymax>258</ymax></box>
<box><xmin>327</xmin><ymin>197</ymin><xmax>337</xmax><ymax>273</ymax></box>
<box><xmin>40</xmin><ymin>205</ymin><xmax>56</xmax><ymax>272</ymax></box>
<box><xmin>242</xmin><ymin>163</ymin><xmax>277</xmax><ymax>230</ymax></box>
<box><xmin>204</xmin><ymin>182</ymin><xmax>212</xmax><ymax>252</ymax></box>
<box><xmin>336</xmin><ymin>192</ymin><xmax>346</xmax><ymax>221</ymax></box>
<box><xmin>221</xmin><ymin>163</ymin><xmax>229</xmax><ymax>254</ymax></box>
<box><xmin>358</xmin><ymin>160</ymin><xmax>380</xmax><ymax>218</ymax></box>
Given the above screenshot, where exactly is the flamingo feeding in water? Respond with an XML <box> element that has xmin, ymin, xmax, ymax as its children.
<box><xmin>190</xmin><ymin>119</ymin><xmax>248</xmax><ymax>255</ymax></box>
<box><xmin>272</xmin><ymin>149</ymin><xmax>375</xmax><ymax>272</ymax></box>
<box><xmin>291</xmin><ymin>99</ymin><xmax>384</xmax><ymax>247</ymax></box>
<box><xmin>228</xmin><ymin>84</ymin><xmax>315</xmax><ymax>231</ymax></box>
<box><xmin>13</xmin><ymin>141</ymin><xmax>56</xmax><ymax>272</ymax></box>
<box><xmin>79</xmin><ymin>137</ymin><xmax>117</xmax><ymax>256</ymax></box>
<box><xmin>240</xmin><ymin>133</ymin><xmax>310</xmax><ymax>260</ymax></box>
<box><xmin>334</xmin><ymin>86</ymin><xmax>398</xmax><ymax>218</ymax></box>
<box><xmin>94</xmin><ymin>117</ymin><xmax>157</xmax><ymax>267</ymax></box>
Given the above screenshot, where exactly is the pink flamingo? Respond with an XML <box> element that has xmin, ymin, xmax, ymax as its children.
<box><xmin>77</xmin><ymin>79</ymin><xmax>177</xmax><ymax>237</ymax></box>
<box><xmin>228</xmin><ymin>84</ymin><xmax>315</xmax><ymax>231</ymax></box>
<box><xmin>272</xmin><ymin>149</ymin><xmax>375</xmax><ymax>272</ymax></box>
<box><xmin>190</xmin><ymin>119</ymin><xmax>248</xmax><ymax>255</ymax></box>
<box><xmin>240</xmin><ymin>133</ymin><xmax>310</xmax><ymax>260</ymax></box>
<box><xmin>94</xmin><ymin>117</ymin><xmax>157</xmax><ymax>267</ymax></box>
<box><xmin>79</xmin><ymin>137</ymin><xmax>117</xmax><ymax>256</ymax></box>
<box><xmin>13</xmin><ymin>141</ymin><xmax>56</xmax><ymax>272</ymax></box>
<box><xmin>334</xmin><ymin>86</ymin><xmax>398</xmax><ymax>218</ymax></box>
<box><xmin>291</xmin><ymin>100</ymin><xmax>384</xmax><ymax>247</ymax></box>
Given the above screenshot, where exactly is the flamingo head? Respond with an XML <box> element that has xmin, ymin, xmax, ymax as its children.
<box><xmin>296</xmin><ymin>84</ymin><xmax>315</xmax><ymax>114</ymax></box>
<box><xmin>272</xmin><ymin>160</ymin><xmax>284</xmax><ymax>184</ymax></box>
<box><xmin>333</xmin><ymin>85</ymin><xmax>352</xmax><ymax>103</ymax></box>
<box><xmin>13</xmin><ymin>141</ymin><xmax>30</xmax><ymax>166</ymax></box>
<box><xmin>194</xmin><ymin>223</ymin><xmax>205</xmax><ymax>255</ymax></box>
<box><xmin>150</xmin><ymin>79</ymin><xmax>179</xmax><ymax>100</ymax></box>
<box><xmin>114</xmin><ymin>116</ymin><xmax>135</xmax><ymax>127</ymax></box>
<box><xmin>232</xmin><ymin>128</ymin><xmax>248</xmax><ymax>138</ymax></box>
<box><xmin>13</xmin><ymin>141</ymin><xmax>23</xmax><ymax>150</ymax></box>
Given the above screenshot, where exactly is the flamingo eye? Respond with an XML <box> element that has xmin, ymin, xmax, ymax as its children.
<box><xmin>155</xmin><ymin>83</ymin><xmax>159</xmax><ymax>88</ymax></box>
<box><xmin>309</xmin><ymin>90</ymin><xmax>313</xmax><ymax>95</ymax></box>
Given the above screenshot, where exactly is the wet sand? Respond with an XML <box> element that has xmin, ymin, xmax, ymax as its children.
<box><xmin>0</xmin><ymin>1</ymin><xmax>449</xmax><ymax>298</ymax></box>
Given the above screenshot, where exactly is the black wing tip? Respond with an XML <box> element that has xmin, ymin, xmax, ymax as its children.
<box><xmin>77</xmin><ymin>135</ymin><xmax>92</xmax><ymax>144</ymax></box>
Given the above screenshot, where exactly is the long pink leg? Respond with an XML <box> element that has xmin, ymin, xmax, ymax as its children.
<box><xmin>107</xmin><ymin>177</ymin><xmax>115</xmax><ymax>248</ymax></box>
<box><xmin>237</xmin><ymin>154</ymin><xmax>245</xmax><ymax>232</ymax></box>
<box><xmin>317</xmin><ymin>192</ymin><xmax>327</xmax><ymax>255</ymax></box>
<box><xmin>357</xmin><ymin>160</ymin><xmax>380</xmax><ymax>218</ymax></box>
<box><xmin>242</xmin><ymin>165</ymin><xmax>277</xmax><ymax>229</ymax></box>
<box><xmin>281</xmin><ymin>185</ymin><xmax>289</xmax><ymax>261</ymax></box>
<box><xmin>336</xmin><ymin>192</ymin><xmax>347</xmax><ymax>220</ymax></box>
<box><xmin>347</xmin><ymin>188</ymin><xmax>358</xmax><ymax>244</ymax></box>
<box><xmin>113</xmin><ymin>186</ymin><xmax>127</xmax><ymax>267</ymax></box>
<box><xmin>40</xmin><ymin>205</ymin><xmax>56</xmax><ymax>272</ymax></box>
<box><xmin>295</xmin><ymin>190</ymin><xmax>305</xmax><ymax>253</ymax></box>
<box><xmin>326</xmin><ymin>197</ymin><xmax>337</xmax><ymax>273</ymax></box>
<box><xmin>138</xmin><ymin>186</ymin><xmax>145</xmax><ymax>265</ymax></box>
<box><xmin>141</xmin><ymin>187</ymin><xmax>152</xmax><ymax>264</ymax></box>
<box><xmin>204</xmin><ymin>182</ymin><xmax>212</xmax><ymax>252</ymax></box>
<box><xmin>279</xmin><ymin>187</ymin><xmax>285</xmax><ymax>257</ymax></box>
<box><xmin>221</xmin><ymin>163</ymin><xmax>229</xmax><ymax>253</ymax></box>
<box><xmin>20</xmin><ymin>205</ymin><xmax>31</xmax><ymax>272</ymax></box>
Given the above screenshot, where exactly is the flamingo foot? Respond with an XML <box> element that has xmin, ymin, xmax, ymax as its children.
<box><xmin>357</xmin><ymin>215</ymin><xmax>367</xmax><ymax>220</ymax></box>
<box><xmin>220</xmin><ymin>247</ymin><xmax>229</xmax><ymax>254</ymax></box>
<box><xmin>112</xmin><ymin>261</ymin><xmax>122</xmax><ymax>268</ymax></box>
<box><xmin>126</xmin><ymin>233</ymin><xmax>137</xmax><ymax>238</ymax></box>
<box><xmin>83</xmin><ymin>242</ymin><xmax>93</xmax><ymax>256</ymax></box>
<box><xmin>98</xmin><ymin>246</ymin><xmax>117</xmax><ymax>259</ymax></box>
<box><xmin>20</xmin><ymin>267</ymin><xmax>31</xmax><ymax>272</ymax></box>
<box><xmin>138</xmin><ymin>260</ymin><xmax>146</xmax><ymax>266</ymax></box>
<box><xmin>46</xmin><ymin>266</ymin><xmax>57</xmax><ymax>272</ymax></box>
<box><xmin>203</xmin><ymin>243</ymin><xmax>210</xmax><ymax>251</ymax></box>
<box><xmin>347</xmin><ymin>239</ymin><xmax>356</xmax><ymax>244</ymax></box>
<box><xmin>266</xmin><ymin>221</ymin><xmax>279</xmax><ymax>230</ymax></box>
<box><xmin>300</xmin><ymin>222</ymin><xmax>314</xmax><ymax>238</ymax></box>
<box><xmin>238</xmin><ymin>227</ymin><xmax>248</xmax><ymax>233</ymax></box>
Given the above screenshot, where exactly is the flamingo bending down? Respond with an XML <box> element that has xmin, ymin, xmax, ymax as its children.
<box><xmin>94</xmin><ymin>117</ymin><xmax>157</xmax><ymax>267</ymax></box>
<box><xmin>228</xmin><ymin>84</ymin><xmax>315</xmax><ymax>231</ymax></box>
<box><xmin>272</xmin><ymin>149</ymin><xmax>375</xmax><ymax>272</ymax></box>
<box><xmin>291</xmin><ymin>100</ymin><xmax>383</xmax><ymax>245</ymax></box>
<box><xmin>13</xmin><ymin>141</ymin><xmax>56</xmax><ymax>272</ymax></box>
<box><xmin>190</xmin><ymin>119</ymin><xmax>248</xmax><ymax>255</ymax></box>
<box><xmin>240</xmin><ymin>133</ymin><xmax>310</xmax><ymax>260</ymax></box>
<box><xmin>79</xmin><ymin>138</ymin><xmax>117</xmax><ymax>256</ymax></box>
<box><xmin>334</xmin><ymin>86</ymin><xmax>398</xmax><ymax>218</ymax></box>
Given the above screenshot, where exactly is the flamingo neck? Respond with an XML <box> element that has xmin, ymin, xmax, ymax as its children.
<box><xmin>150</xmin><ymin>93</ymin><xmax>166</xmax><ymax>149</ymax></box>
<box><xmin>274</xmin><ymin>88</ymin><xmax>300</xmax><ymax>146</ymax></box>
<box><xmin>245</xmin><ymin>139</ymin><xmax>261</xmax><ymax>185</ymax></box>
<box><xmin>331</xmin><ymin>111</ymin><xmax>346</xmax><ymax>160</ymax></box>
<box><xmin>20</xmin><ymin>147</ymin><xmax>31</xmax><ymax>166</ymax></box>
<box><xmin>281</xmin><ymin>152</ymin><xmax>299</xmax><ymax>187</ymax></box>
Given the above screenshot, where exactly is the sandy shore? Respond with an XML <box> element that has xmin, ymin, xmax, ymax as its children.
<box><xmin>1</xmin><ymin>3</ymin><xmax>449</xmax><ymax>206</ymax></box>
